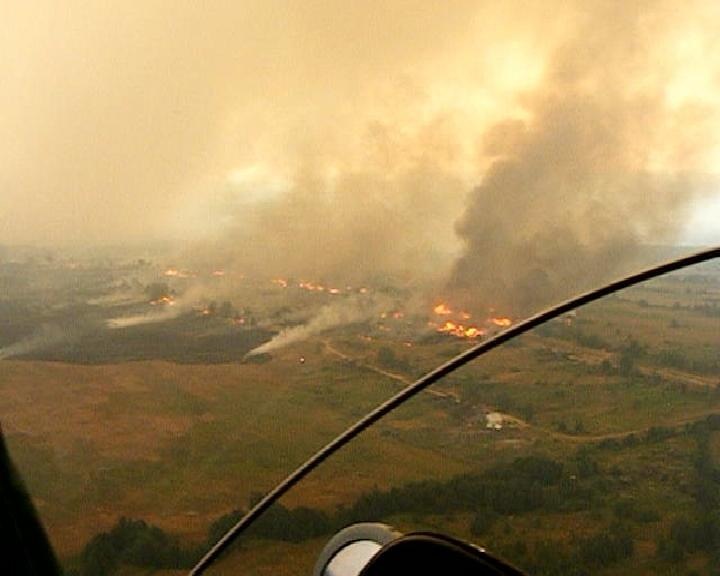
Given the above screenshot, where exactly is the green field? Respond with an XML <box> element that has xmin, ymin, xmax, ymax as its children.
<box><xmin>0</xmin><ymin>264</ymin><xmax>718</xmax><ymax>575</ymax></box>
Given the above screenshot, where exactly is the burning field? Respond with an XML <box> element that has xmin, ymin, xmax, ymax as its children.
<box><xmin>0</xmin><ymin>251</ymin><xmax>523</xmax><ymax>365</ymax></box>
<box><xmin>428</xmin><ymin>302</ymin><xmax>512</xmax><ymax>339</ymax></box>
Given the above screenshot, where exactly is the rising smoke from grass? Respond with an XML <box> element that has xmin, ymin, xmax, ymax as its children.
<box><xmin>246</xmin><ymin>297</ymin><xmax>375</xmax><ymax>356</ymax></box>
<box><xmin>105</xmin><ymin>306</ymin><xmax>181</xmax><ymax>330</ymax></box>
<box><xmin>0</xmin><ymin>325</ymin><xmax>72</xmax><ymax>360</ymax></box>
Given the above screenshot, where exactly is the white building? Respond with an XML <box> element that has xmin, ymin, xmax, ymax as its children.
<box><xmin>485</xmin><ymin>412</ymin><xmax>503</xmax><ymax>431</ymax></box>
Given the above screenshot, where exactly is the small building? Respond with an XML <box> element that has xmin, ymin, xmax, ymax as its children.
<box><xmin>485</xmin><ymin>412</ymin><xmax>503</xmax><ymax>431</ymax></box>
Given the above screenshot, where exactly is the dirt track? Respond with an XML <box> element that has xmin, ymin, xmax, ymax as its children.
<box><xmin>322</xmin><ymin>340</ymin><xmax>459</xmax><ymax>401</ymax></box>
<box><xmin>322</xmin><ymin>339</ymin><xmax>719</xmax><ymax>447</ymax></box>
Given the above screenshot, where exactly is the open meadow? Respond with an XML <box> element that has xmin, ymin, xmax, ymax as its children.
<box><xmin>0</xmin><ymin>259</ymin><xmax>717</xmax><ymax>575</ymax></box>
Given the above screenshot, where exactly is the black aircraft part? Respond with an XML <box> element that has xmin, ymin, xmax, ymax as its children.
<box><xmin>0</xmin><ymin>427</ymin><xmax>61</xmax><ymax>575</ymax></box>
<box><xmin>360</xmin><ymin>532</ymin><xmax>527</xmax><ymax>576</ymax></box>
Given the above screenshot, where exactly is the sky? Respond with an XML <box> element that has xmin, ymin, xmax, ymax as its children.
<box><xmin>1</xmin><ymin>0</ymin><xmax>718</xmax><ymax>259</ymax></box>
<box><xmin>684</xmin><ymin>195</ymin><xmax>720</xmax><ymax>245</ymax></box>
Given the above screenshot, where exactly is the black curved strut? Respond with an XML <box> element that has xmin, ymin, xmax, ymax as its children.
<box><xmin>190</xmin><ymin>246</ymin><xmax>720</xmax><ymax>574</ymax></box>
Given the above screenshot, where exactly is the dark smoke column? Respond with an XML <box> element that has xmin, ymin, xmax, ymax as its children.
<box><xmin>450</xmin><ymin>4</ymin><xmax>703</xmax><ymax>317</ymax></box>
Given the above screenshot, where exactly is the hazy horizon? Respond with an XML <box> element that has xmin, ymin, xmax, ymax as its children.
<box><xmin>2</xmin><ymin>1</ymin><xmax>720</xmax><ymax>313</ymax></box>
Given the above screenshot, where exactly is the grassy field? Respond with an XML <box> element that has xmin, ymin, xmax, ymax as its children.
<box><xmin>0</xmin><ymin>263</ymin><xmax>717</xmax><ymax>574</ymax></box>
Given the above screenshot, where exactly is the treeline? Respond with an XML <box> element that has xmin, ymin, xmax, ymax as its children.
<box><xmin>540</xmin><ymin>317</ymin><xmax>719</xmax><ymax>376</ymax></box>
<box><xmin>654</xmin><ymin>416</ymin><xmax>720</xmax><ymax>570</ymax></box>
<box><xmin>73</xmin><ymin>451</ymin><xmax>652</xmax><ymax>576</ymax></box>
<box><xmin>211</xmin><ymin>455</ymin><xmax>601</xmax><ymax>546</ymax></box>
<box><xmin>596</xmin><ymin>415</ymin><xmax>720</xmax><ymax>454</ymax></box>
<box><xmin>72</xmin><ymin>455</ymin><xmax>596</xmax><ymax>575</ymax></box>
<box><xmin>672</xmin><ymin>301</ymin><xmax>720</xmax><ymax>318</ymax></box>
<box><xmin>71</xmin><ymin>517</ymin><xmax>200</xmax><ymax>576</ymax></box>
<box><xmin>652</xmin><ymin>346</ymin><xmax>720</xmax><ymax>376</ymax></box>
<box><xmin>71</xmin><ymin>415</ymin><xmax>720</xmax><ymax>575</ymax></box>
<box><xmin>534</xmin><ymin>321</ymin><xmax>609</xmax><ymax>350</ymax></box>
<box><xmin>515</xmin><ymin>524</ymin><xmax>634</xmax><ymax>576</ymax></box>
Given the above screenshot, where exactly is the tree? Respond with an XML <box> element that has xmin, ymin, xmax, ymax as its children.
<box><xmin>218</xmin><ymin>301</ymin><xmax>234</xmax><ymax>318</ymax></box>
<box><xmin>78</xmin><ymin>517</ymin><xmax>192</xmax><ymax>575</ymax></box>
<box><xmin>377</xmin><ymin>346</ymin><xmax>397</xmax><ymax>368</ymax></box>
<box><xmin>80</xmin><ymin>534</ymin><xmax>118</xmax><ymax>576</ymax></box>
<box><xmin>618</xmin><ymin>338</ymin><xmax>644</xmax><ymax>376</ymax></box>
<box><xmin>470</xmin><ymin>510</ymin><xmax>498</xmax><ymax>536</ymax></box>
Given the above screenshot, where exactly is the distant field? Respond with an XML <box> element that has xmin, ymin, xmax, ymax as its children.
<box><xmin>0</xmin><ymin>260</ymin><xmax>717</xmax><ymax>574</ymax></box>
<box><xmin>0</xmin><ymin>351</ymin><xmax>461</xmax><ymax>556</ymax></box>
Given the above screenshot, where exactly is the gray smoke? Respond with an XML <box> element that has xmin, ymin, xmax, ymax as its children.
<box><xmin>246</xmin><ymin>296</ymin><xmax>379</xmax><ymax>356</ymax></box>
<box><xmin>193</xmin><ymin>126</ymin><xmax>468</xmax><ymax>289</ymax></box>
<box><xmin>105</xmin><ymin>306</ymin><xmax>181</xmax><ymax>329</ymax></box>
<box><xmin>0</xmin><ymin>325</ymin><xmax>67</xmax><ymax>360</ymax></box>
<box><xmin>450</xmin><ymin>1</ymin><xmax>717</xmax><ymax>316</ymax></box>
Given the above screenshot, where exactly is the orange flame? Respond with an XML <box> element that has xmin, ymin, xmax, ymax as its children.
<box><xmin>490</xmin><ymin>317</ymin><xmax>512</xmax><ymax>327</ymax></box>
<box><xmin>433</xmin><ymin>303</ymin><xmax>453</xmax><ymax>315</ymax></box>
<box><xmin>164</xmin><ymin>268</ymin><xmax>192</xmax><ymax>278</ymax></box>
<box><xmin>438</xmin><ymin>320</ymin><xmax>458</xmax><ymax>332</ymax></box>
<box><xmin>150</xmin><ymin>296</ymin><xmax>175</xmax><ymax>306</ymax></box>
<box><xmin>437</xmin><ymin>320</ymin><xmax>485</xmax><ymax>339</ymax></box>
<box><xmin>429</xmin><ymin>301</ymin><xmax>489</xmax><ymax>339</ymax></box>
<box><xmin>299</xmin><ymin>281</ymin><xmax>327</xmax><ymax>292</ymax></box>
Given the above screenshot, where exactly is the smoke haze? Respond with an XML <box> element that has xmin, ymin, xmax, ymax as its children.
<box><xmin>0</xmin><ymin>325</ymin><xmax>68</xmax><ymax>360</ymax></box>
<box><xmin>3</xmin><ymin>1</ymin><xmax>720</xmax><ymax>315</ymax></box>
<box><xmin>451</xmin><ymin>1</ymin><xmax>720</xmax><ymax>314</ymax></box>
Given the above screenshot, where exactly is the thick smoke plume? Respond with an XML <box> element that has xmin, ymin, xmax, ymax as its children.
<box><xmin>193</xmin><ymin>0</ymin><xmax>720</xmax><ymax>321</ymax></box>
<box><xmin>450</xmin><ymin>2</ymin><xmax>719</xmax><ymax>315</ymax></box>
